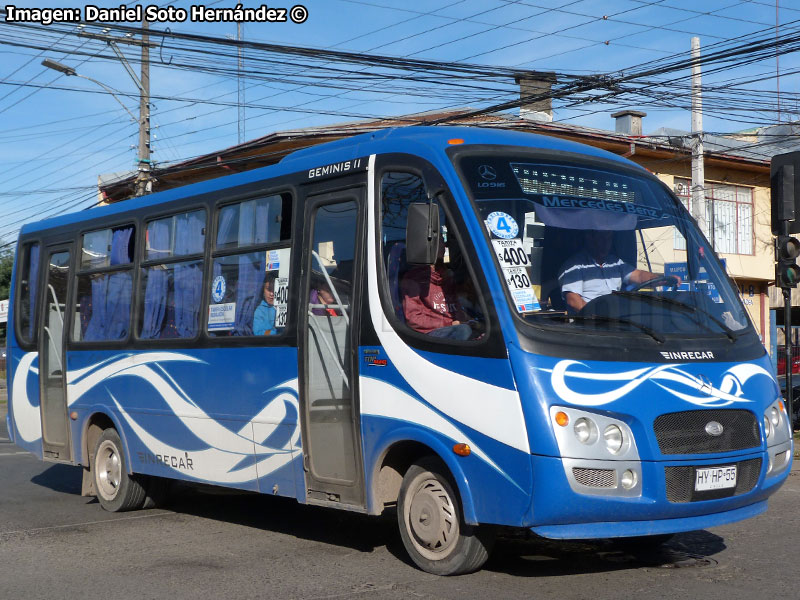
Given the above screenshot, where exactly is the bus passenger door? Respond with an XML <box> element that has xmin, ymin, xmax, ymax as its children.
<box><xmin>299</xmin><ymin>189</ymin><xmax>365</xmax><ymax>508</ymax></box>
<box><xmin>39</xmin><ymin>246</ymin><xmax>73</xmax><ymax>462</ymax></box>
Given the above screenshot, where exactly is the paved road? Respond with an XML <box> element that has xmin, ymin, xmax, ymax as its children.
<box><xmin>1</xmin><ymin>405</ymin><xmax>798</xmax><ymax>599</ymax></box>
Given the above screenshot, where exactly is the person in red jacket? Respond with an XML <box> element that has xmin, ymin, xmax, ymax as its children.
<box><xmin>400</xmin><ymin>243</ymin><xmax>473</xmax><ymax>341</ymax></box>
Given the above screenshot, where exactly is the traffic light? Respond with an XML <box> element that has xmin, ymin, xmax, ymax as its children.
<box><xmin>771</xmin><ymin>152</ymin><xmax>800</xmax><ymax>235</ymax></box>
<box><xmin>776</xmin><ymin>235</ymin><xmax>800</xmax><ymax>288</ymax></box>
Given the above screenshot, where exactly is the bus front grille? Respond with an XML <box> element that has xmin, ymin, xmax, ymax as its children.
<box><xmin>572</xmin><ymin>467</ymin><xmax>617</xmax><ymax>488</ymax></box>
<box><xmin>664</xmin><ymin>458</ymin><xmax>762</xmax><ymax>503</ymax></box>
<box><xmin>653</xmin><ymin>410</ymin><xmax>759</xmax><ymax>455</ymax></box>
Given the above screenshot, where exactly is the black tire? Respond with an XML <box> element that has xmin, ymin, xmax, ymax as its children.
<box><xmin>397</xmin><ymin>457</ymin><xmax>495</xmax><ymax>575</ymax></box>
<box><xmin>92</xmin><ymin>428</ymin><xmax>147</xmax><ymax>512</ymax></box>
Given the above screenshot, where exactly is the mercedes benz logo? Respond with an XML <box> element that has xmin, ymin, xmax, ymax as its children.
<box><xmin>478</xmin><ymin>165</ymin><xmax>496</xmax><ymax>180</ymax></box>
<box><xmin>705</xmin><ymin>421</ymin><xmax>724</xmax><ymax>437</ymax></box>
<box><xmin>698</xmin><ymin>374</ymin><xmax>713</xmax><ymax>394</ymax></box>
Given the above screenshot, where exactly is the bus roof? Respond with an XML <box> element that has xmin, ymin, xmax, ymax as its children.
<box><xmin>20</xmin><ymin>125</ymin><xmax>640</xmax><ymax>236</ymax></box>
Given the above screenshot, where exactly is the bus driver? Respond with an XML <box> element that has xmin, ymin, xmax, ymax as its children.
<box><xmin>558</xmin><ymin>229</ymin><xmax>665</xmax><ymax>313</ymax></box>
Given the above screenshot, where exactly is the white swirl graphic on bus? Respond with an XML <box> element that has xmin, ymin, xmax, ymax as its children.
<box><xmin>67</xmin><ymin>353</ymin><xmax>300</xmax><ymax>484</ymax></box>
<box><xmin>548</xmin><ymin>360</ymin><xmax>771</xmax><ymax>407</ymax></box>
<box><xmin>10</xmin><ymin>352</ymin><xmax>41</xmax><ymax>443</ymax></box>
<box><xmin>0</xmin><ymin>352</ymin><xmax>302</xmax><ymax>485</ymax></box>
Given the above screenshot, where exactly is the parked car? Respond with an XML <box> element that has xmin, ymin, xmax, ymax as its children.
<box><xmin>776</xmin><ymin>345</ymin><xmax>800</xmax><ymax>376</ymax></box>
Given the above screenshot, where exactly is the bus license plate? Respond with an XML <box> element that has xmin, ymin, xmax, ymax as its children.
<box><xmin>695</xmin><ymin>466</ymin><xmax>737</xmax><ymax>491</ymax></box>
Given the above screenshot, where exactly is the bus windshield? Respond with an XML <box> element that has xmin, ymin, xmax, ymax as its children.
<box><xmin>457</xmin><ymin>154</ymin><xmax>751</xmax><ymax>339</ymax></box>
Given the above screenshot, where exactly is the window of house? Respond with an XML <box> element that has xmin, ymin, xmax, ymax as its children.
<box><xmin>16</xmin><ymin>242</ymin><xmax>40</xmax><ymax>344</ymax></box>
<box><xmin>380</xmin><ymin>171</ymin><xmax>484</xmax><ymax>343</ymax></box>
<box><xmin>208</xmin><ymin>194</ymin><xmax>292</xmax><ymax>337</ymax></box>
<box><xmin>74</xmin><ymin>225</ymin><xmax>135</xmax><ymax>342</ymax></box>
<box><xmin>673</xmin><ymin>178</ymin><xmax>753</xmax><ymax>254</ymax></box>
<box><xmin>139</xmin><ymin>210</ymin><xmax>206</xmax><ymax>340</ymax></box>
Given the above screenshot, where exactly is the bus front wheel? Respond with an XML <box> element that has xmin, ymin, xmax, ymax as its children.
<box><xmin>397</xmin><ymin>457</ymin><xmax>494</xmax><ymax>575</ymax></box>
<box><xmin>92</xmin><ymin>428</ymin><xmax>147</xmax><ymax>512</ymax></box>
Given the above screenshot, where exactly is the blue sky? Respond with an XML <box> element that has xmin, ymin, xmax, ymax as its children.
<box><xmin>0</xmin><ymin>0</ymin><xmax>796</xmax><ymax>243</ymax></box>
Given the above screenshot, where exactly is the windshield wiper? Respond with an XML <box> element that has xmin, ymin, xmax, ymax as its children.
<box><xmin>611</xmin><ymin>291</ymin><xmax>737</xmax><ymax>342</ymax></box>
<box><xmin>566</xmin><ymin>314</ymin><xmax>666</xmax><ymax>343</ymax></box>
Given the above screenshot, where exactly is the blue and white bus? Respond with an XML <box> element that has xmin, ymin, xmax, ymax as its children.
<box><xmin>6</xmin><ymin>126</ymin><xmax>792</xmax><ymax>575</ymax></box>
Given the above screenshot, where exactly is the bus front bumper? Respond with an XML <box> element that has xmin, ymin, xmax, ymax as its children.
<box><xmin>526</xmin><ymin>449</ymin><xmax>790</xmax><ymax>539</ymax></box>
<box><xmin>531</xmin><ymin>500</ymin><xmax>767</xmax><ymax>539</ymax></box>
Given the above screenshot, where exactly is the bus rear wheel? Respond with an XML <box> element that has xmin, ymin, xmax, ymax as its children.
<box><xmin>397</xmin><ymin>457</ymin><xmax>494</xmax><ymax>575</ymax></box>
<box><xmin>93</xmin><ymin>428</ymin><xmax>147</xmax><ymax>512</ymax></box>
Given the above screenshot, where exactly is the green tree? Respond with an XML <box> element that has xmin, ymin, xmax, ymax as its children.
<box><xmin>0</xmin><ymin>250</ymin><xmax>14</xmax><ymax>300</ymax></box>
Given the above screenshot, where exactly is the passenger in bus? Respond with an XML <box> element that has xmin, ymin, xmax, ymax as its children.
<box><xmin>401</xmin><ymin>242</ymin><xmax>473</xmax><ymax>340</ymax></box>
<box><xmin>310</xmin><ymin>285</ymin><xmax>339</xmax><ymax>317</ymax></box>
<box><xmin>558</xmin><ymin>229</ymin><xmax>664</xmax><ymax>313</ymax></box>
<box><xmin>253</xmin><ymin>272</ymin><xmax>278</xmax><ymax>335</ymax></box>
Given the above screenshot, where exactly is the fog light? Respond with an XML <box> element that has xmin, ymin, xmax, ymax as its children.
<box><xmin>620</xmin><ymin>469</ymin><xmax>637</xmax><ymax>490</ymax></box>
<box><xmin>603</xmin><ymin>424</ymin><xmax>624</xmax><ymax>454</ymax></box>
<box><xmin>573</xmin><ymin>418</ymin><xmax>597</xmax><ymax>444</ymax></box>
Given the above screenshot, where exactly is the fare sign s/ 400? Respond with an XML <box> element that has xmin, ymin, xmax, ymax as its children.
<box><xmin>492</xmin><ymin>239</ymin><xmax>530</xmax><ymax>268</ymax></box>
<box><xmin>274</xmin><ymin>277</ymin><xmax>289</xmax><ymax>328</ymax></box>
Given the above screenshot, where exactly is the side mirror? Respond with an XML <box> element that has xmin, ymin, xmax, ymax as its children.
<box><xmin>406</xmin><ymin>202</ymin><xmax>440</xmax><ymax>264</ymax></box>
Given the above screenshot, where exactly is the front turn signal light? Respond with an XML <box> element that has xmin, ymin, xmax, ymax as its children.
<box><xmin>453</xmin><ymin>443</ymin><xmax>471</xmax><ymax>456</ymax></box>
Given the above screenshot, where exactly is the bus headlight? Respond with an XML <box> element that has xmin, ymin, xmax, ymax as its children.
<box><xmin>574</xmin><ymin>418</ymin><xmax>598</xmax><ymax>444</ymax></box>
<box><xmin>603</xmin><ymin>424</ymin><xmax>624</xmax><ymax>454</ymax></box>
<box><xmin>549</xmin><ymin>406</ymin><xmax>639</xmax><ymax>461</ymax></box>
<box><xmin>764</xmin><ymin>399</ymin><xmax>791</xmax><ymax>446</ymax></box>
<box><xmin>769</xmin><ymin>406</ymin><xmax>781</xmax><ymax>429</ymax></box>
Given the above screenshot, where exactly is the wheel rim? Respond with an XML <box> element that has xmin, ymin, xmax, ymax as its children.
<box><xmin>96</xmin><ymin>440</ymin><xmax>122</xmax><ymax>500</ymax></box>
<box><xmin>405</xmin><ymin>476</ymin><xmax>459</xmax><ymax>560</ymax></box>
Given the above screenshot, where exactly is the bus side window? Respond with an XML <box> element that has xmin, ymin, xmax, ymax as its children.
<box><xmin>208</xmin><ymin>193</ymin><xmax>292</xmax><ymax>337</ymax></box>
<box><xmin>16</xmin><ymin>242</ymin><xmax>40</xmax><ymax>345</ymax></box>
<box><xmin>139</xmin><ymin>209</ymin><xmax>206</xmax><ymax>340</ymax></box>
<box><xmin>74</xmin><ymin>226</ymin><xmax>135</xmax><ymax>342</ymax></box>
<box><xmin>380</xmin><ymin>172</ymin><xmax>484</xmax><ymax>343</ymax></box>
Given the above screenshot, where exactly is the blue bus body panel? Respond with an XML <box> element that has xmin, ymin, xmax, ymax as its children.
<box><xmin>6</xmin><ymin>351</ymin><xmax>44</xmax><ymax>460</ymax></box>
<box><xmin>358</xmin><ymin>346</ymin><xmax>533</xmax><ymax>525</ymax></box>
<box><xmin>59</xmin><ymin>348</ymin><xmax>304</xmax><ymax>498</ymax></box>
<box><xmin>509</xmin><ymin>345</ymin><xmax>782</xmax><ymax>458</ymax></box>
<box><xmin>506</xmin><ymin>346</ymin><xmax>791</xmax><ymax>531</ymax></box>
<box><xmin>532</xmin><ymin>500</ymin><xmax>769</xmax><ymax>539</ymax></box>
<box><xmin>6</xmin><ymin>237</ymin><xmax>44</xmax><ymax>458</ymax></box>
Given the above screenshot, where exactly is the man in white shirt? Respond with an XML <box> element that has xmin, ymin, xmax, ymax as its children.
<box><xmin>558</xmin><ymin>229</ymin><xmax>661</xmax><ymax>313</ymax></box>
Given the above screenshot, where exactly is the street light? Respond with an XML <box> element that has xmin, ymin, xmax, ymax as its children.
<box><xmin>41</xmin><ymin>58</ymin><xmax>137</xmax><ymax>122</ymax></box>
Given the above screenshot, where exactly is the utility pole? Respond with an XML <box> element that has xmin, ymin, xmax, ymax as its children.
<box><xmin>136</xmin><ymin>18</ymin><xmax>152</xmax><ymax>196</ymax></box>
<box><xmin>691</xmin><ymin>37</ymin><xmax>709</xmax><ymax>246</ymax></box>
<box><xmin>77</xmin><ymin>24</ymin><xmax>156</xmax><ymax>196</ymax></box>
<box><xmin>237</xmin><ymin>22</ymin><xmax>245</xmax><ymax>144</ymax></box>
